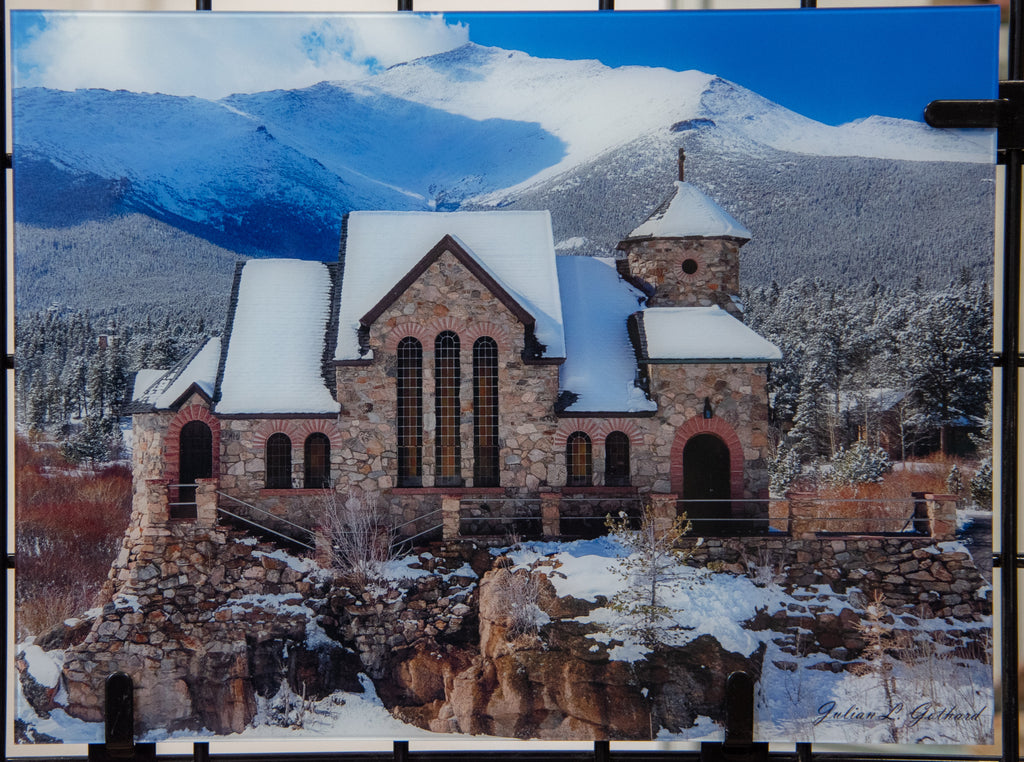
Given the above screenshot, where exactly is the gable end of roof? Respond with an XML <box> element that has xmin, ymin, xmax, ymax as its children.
<box><xmin>359</xmin><ymin>234</ymin><xmax>536</xmax><ymax>330</ymax></box>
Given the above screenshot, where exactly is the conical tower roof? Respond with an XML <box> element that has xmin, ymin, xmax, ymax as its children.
<box><xmin>622</xmin><ymin>149</ymin><xmax>751</xmax><ymax>242</ymax></box>
<box><xmin>624</xmin><ymin>181</ymin><xmax>751</xmax><ymax>241</ymax></box>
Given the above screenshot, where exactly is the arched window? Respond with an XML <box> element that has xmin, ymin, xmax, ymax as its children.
<box><xmin>473</xmin><ymin>336</ymin><xmax>499</xmax><ymax>487</ymax></box>
<box><xmin>435</xmin><ymin>331</ymin><xmax>462</xmax><ymax>486</ymax></box>
<box><xmin>605</xmin><ymin>431</ymin><xmax>631</xmax><ymax>487</ymax></box>
<box><xmin>266</xmin><ymin>432</ymin><xmax>292</xmax><ymax>489</ymax></box>
<box><xmin>177</xmin><ymin>420</ymin><xmax>212</xmax><ymax>519</ymax></box>
<box><xmin>304</xmin><ymin>433</ymin><xmax>330</xmax><ymax>489</ymax></box>
<box><xmin>566</xmin><ymin>431</ymin><xmax>592</xmax><ymax>487</ymax></box>
<box><xmin>397</xmin><ymin>337</ymin><xmax>423</xmax><ymax>487</ymax></box>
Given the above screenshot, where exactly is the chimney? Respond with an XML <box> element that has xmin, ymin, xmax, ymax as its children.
<box><xmin>678</xmin><ymin>147</ymin><xmax>686</xmax><ymax>182</ymax></box>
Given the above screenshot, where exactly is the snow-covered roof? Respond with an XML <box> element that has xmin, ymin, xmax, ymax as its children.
<box><xmin>557</xmin><ymin>256</ymin><xmax>655</xmax><ymax>414</ymax></box>
<box><xmin>336</xmin><ymin>211</ymin><xmax>565</xmax><ymax>361</ymax></box>
<box><xmin>638</xmin><ymin>307</ymin><xmax>781</xmax><ymax>362</ymax></box>
<box><xmin>624</xmin><ymin>181</ymin><xmax>751</xmax><ymax>241</ymax></box>
<box><xmin>217</xmin><ymin>260</ymin><xmax>340</xmax><ymax>415</ymax></box>
<box><xmin>131</xmin><ymin>338</ymin><xmax>221</xmax><ymax>410</ymax></box>
<box><xmin>838</xmin><ymin>388</ymin><xmax>909</xmax><ymax>414</ymax></box>
<box><xmin>132</xmin><ymin>368</ymin><xmax>166</xmax><ymax>402</ymax></box>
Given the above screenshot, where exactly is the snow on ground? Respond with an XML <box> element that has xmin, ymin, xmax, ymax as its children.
<box><xmin>15</xmin><ymin>537</ymin><xmax>992</xmax><ymax>747</ymax></box>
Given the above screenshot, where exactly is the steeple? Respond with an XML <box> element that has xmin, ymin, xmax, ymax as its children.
<box><xmin>616</xmin><ymin>149</ymin><xmax>749</xmax><ymax>314</ymax></box>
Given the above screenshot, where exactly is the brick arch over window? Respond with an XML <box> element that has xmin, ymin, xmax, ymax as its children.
<box><xmin>294</xmin><ymin>421</ymin><xmax>343</xmax><ymax>450</ymax></box>
<box><xmin>555</xmin><ymin>419</ymin><xmax>644</xmax><ymax>449</ymax></box>
<box><xmin>383</xmin><ymin>322</ymin><xmax>434</xmax><ymax>353</ymax></box>
<box><xmin>164</xmin><ymin>404</ymin><xmax>221</xmax><ymax>482</ymax></box>
<box><xmin>256</xmin><ymin>420</ymin><xmax>301</xmax><ymax>447</ymax></box>
<box><xmin>255</xmin><ymin>420</ymin><xmax>343</xmax><ymax>451</ymax></box>
<box><xmin>424</xmin><ymin>316</ymin><xmax>469</xmax><ymax>341</ymax></box>
<box><xmin>462</xmin><ymin>322</ymin><xmax>513</xmax><ymax>354</ymax></box>
<box><xmin>554</xmin><ymin>419</ymin><xmax>604</xmax><ymax>449</ymax></box>
<box><xmin>669</xmin><ymin>416</ymin><xmax>745</xmax><ymax>498</ymax></box>
<box><xmin>594</xmin><ymin>419</ymin><xmax>644</xmax><ymax>447</ymax></box>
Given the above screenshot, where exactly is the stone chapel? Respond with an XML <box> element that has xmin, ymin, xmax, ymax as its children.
<box><xmin>128</xmin><ymin>151</ymin><xmax>782</xmax><ymax>541</ymax></box>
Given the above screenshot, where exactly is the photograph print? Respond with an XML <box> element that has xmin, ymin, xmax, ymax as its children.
<box><xmin>10</xmin><ymin>6</ymin><xmax>998</xmax><ymax>746</ymax></box>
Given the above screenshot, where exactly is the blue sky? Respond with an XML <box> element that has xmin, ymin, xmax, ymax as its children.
<box><xmin>12</xmin><ymin>6</ymin><xmax>998</xmax><ymax>125</ymax></box>
<box><xmin>446</xmin><ymin>7</ymin><xmax>999</xmax><ymax>125</ymax></box>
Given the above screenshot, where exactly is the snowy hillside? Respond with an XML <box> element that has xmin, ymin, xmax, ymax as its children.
<box><xmin>12</xmin><ymin>42</ymin><xmax>995</xmax><ymax>313</ymax></box>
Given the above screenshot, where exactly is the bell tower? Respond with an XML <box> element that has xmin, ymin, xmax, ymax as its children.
<box><xmin>617</xmin><ymin>149</ymin><xmax>750</xmax><ymax>315</ymax></box>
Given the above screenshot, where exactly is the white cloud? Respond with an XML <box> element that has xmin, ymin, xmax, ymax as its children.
<box><xmin>13</xmin><ymin>12</ymin><xmax>469</xmax><ymax>99</ymax></box>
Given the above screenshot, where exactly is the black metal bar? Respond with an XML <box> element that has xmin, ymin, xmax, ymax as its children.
<box><xmin>599</xmin><ymin>0</ymin><xmax>614</xmax><ymax>10</ymax></box>
<box><xmin>2</xmin><ymin>2</ymin><xmax>11</xmax><ymax>757</ymax></box>
<box><xmin>924</xmin><ymin>99</ymin><xmax>1003</xmax><ymax>131</ymax></box>
<box><xmin>196</xmin><ymin>0</ymin><xmax>212</xmax><ymax>9</ymax></box>
<box><xmin>394</xmin><ymin>740</ymin><xmax>409</xmax><ymax>762</ymax></box>
<box><xmin>398</xmin><ymin>0</ymin><xmax>413</xmax><ymax>11</ymax></box>
<box><xmin>701</xmin><ymin>673</ymin><xmax>768</xmax><ymax>762</ymax></box>
<box><xmin>800</xmin><ymin>0</ymin><xmax>817</xmax><ymax>8</ymax></box>
<box><xmin>594</xmin><ymin>740</ymin><xmax>610</xmax><ymax>762</ymax></box>
<box><xmin>194</xmin><ymin>742</ymin><xmax>210</xmax><ymax>762</ymax></box>
<box><xmin>1001</xmin><ymin>3</ymin><xmax>1022</xmax><ymax>760</ymax></box>
<box><xmin>1000</xmin><ymin>152</ymin><xmax>1021</xmax><ymax>762</ymax></box>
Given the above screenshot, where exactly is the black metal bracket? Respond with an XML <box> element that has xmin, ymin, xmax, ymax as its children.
<box><xmin>926</xmin><ymin>81</ymin><xmax>1024</xmax><ymax>159</ymax></box>
<box><xmin>87</xmin><ymin>673</ymin><xmax>155</xmax><ymax>762</ymax></box>
<box><xmin>700</xmin><ymin>672</ymin><xmax>768</xmax><ymax>762</ymax></box>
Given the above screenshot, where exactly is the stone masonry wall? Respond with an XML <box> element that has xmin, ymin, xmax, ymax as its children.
<box><xmin>334</xmin><ymin>249</ymin><xmax>561</xmax><ymax>528</ymax></box>
<box><xmin>63</xmin><ymin>508</ymin><xmax>320</xmax><ymax>734</ymax></box>
<box><xmin>216</xmin><ymin>416</ymin><xmax>344</xmax><ymax>526</ymax></box>
<box><xmin>678</xmin><ymin>535</ymin><xmax>990</xmax><ymax>622</ymax></box>
<box><xmin>645</xmin><ymin>362</ymin><xmax>773</xmax><ymax>500</ymax></box>
<box><xmin>622</xmin><ymin>237</ymin><xmax>743</xmax><ymax>316</ymax></box>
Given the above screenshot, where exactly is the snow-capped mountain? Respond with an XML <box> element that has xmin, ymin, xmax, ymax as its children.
<box><xmin>12</xmin><ymin>42</ymin><xmax>994</xmax><ymax>315</ymax></box>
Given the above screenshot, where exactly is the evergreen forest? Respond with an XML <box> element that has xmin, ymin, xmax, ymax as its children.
<box><xmin>742</xmin><ymin>274</ymin><xmax>992</xmax><ymax>494</ymax></box>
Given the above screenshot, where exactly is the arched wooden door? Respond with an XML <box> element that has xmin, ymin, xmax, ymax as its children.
<box><xmin>177</xmin><ymin>420</ymin><xmax>212</xmax><ymax>519</ymax></box>
<box><xmin>682</xmin><ymin>433</ymin><xmax>731</xmax><ymax>534</ymax></box>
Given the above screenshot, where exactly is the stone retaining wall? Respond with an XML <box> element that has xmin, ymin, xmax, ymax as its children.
<box><xmin>677</xmin><ymin>534</ymin><xmax>990</xmax><ymax>621</ymax></box>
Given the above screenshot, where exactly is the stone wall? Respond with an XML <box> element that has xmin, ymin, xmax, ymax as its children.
<box><xmin>646</xmin><ymin>362</ymin><xmax>773</xmax><ymax>500</ymax></box>
<box><xmin>676</xmin><ymin>535</ymin><xmax>990</xmax><ymax>621</ymax></box>
<box><xmin>334</xmin><ymin>248</ymin><xmax>561</xmax><ymax>525</ymax></box>
<box><xmin>620</xmin><ymin>237</ymin><xmax>743</xmax><ymax>315</ymax></box>
<box><xmin>63</xmin><ymin>511</ymin><xmax>323</xmax><ymax>734</ymax></box>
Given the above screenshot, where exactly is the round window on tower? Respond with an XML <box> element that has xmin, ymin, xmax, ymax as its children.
<box><xmin>681</xmin><ymin>258</ymin><xmax>699</xmax><ymax>276</ymax></box>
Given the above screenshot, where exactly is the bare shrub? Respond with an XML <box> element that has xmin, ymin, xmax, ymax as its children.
<box><xmin>493</xmin><ymin>568</ymin><xmax>545</xmax><ymax>639</ymax></box>
<box><xmin>740</xmin><ymin>546</ymin><xmax>786</xmax><ymax>589</ymax></box>
<box><xmin>316</xmin><ymin>492</ymin><xmax>397</xmax><ymax>590</ymax></box>
<box><xmin>15</xmin><ymin>435</ymin><xmax>131</xmax><ymax>639</ymax></box>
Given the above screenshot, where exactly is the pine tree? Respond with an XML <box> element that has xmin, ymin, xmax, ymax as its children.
<box><xmin>604</xmin><ymin>508</ymin><xmax>693</xmax><ymax>649</ymax></box>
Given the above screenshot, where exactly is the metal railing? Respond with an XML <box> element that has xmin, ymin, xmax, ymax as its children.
<box><xmin>167</xmin><ymin>483</ymin><xmax>198</xmax><ymax>520</ymax></box>
<box><xmin>214</xmin><ymin>490</ymin><xmax>317</xmax><ymax>550</ymax></box>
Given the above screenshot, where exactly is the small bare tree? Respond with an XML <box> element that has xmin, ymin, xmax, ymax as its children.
<box><xmin>317</xmin><ymin>492</ymin><xmax>397</xmax><ymax>590</ymax></box>
<box><xmin>493</xmin><ymin>567</ymin><xmax>545</xmax><ymax>639</ymax></box>
<box><xmin>604</xmin><ymin>507</ymin><xmax>693</xmax><ymax>649</ymax></box>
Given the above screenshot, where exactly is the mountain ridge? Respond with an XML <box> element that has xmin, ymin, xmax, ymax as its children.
<box><xmin>12</xmin><ymin>42</ymin><xmax>995</xmax><ymax>316</ymax></box>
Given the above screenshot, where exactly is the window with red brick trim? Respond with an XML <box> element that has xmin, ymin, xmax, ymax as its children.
<box><xmin>435</xmin><ymin>331</ymin><xmax>462</xmax><ymax>487</ymax></box>
<box><xmin>473</xmin><ymin>336</ymin><xmax>499</xmax><ymax>487</ymax></box>
<box><xmin>566</xmin><ymin>431</ymin><xmax>592</xmax><ymax>487</ymax></box>
<box><xmin>397</xmin><ymin>337</ymin><xmax>423</xmax><ymax>487</ymax></box>
<box><xmin>266</xmin><ymin>432</ymin><xmax>292</xmax><ymax>489</ymax></box>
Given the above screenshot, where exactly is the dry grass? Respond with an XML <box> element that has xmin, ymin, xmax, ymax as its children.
<box><xmin>15</xmin><ymin>434</ymin><xmax>131</xmax><ymax>640</ymax></box>
<box><xmin>800</xmin><ymin>454</ymin><xmax>979</xmax><ymax>533</ymax></box>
